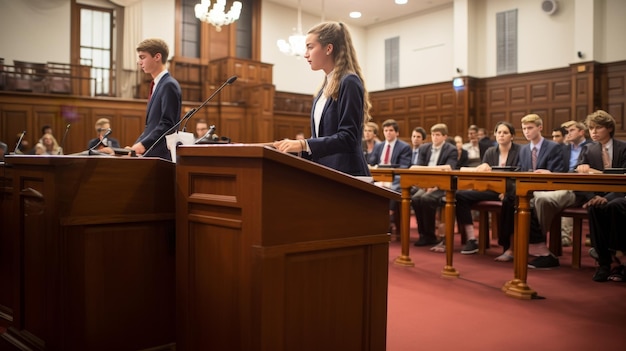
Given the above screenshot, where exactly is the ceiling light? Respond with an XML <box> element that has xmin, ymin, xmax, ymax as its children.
<box><xmin>194</xmin><ymin>0</ymin><xmax>242</xmax><ymax>32</ymax></box>
<box><xmin>349</xmin><ymin>12</ymin><xmax>362</xmax><ymax>19</ymax></box>
<box><xmin>277</xmin><ymin>0</ymin><xmax>306</xmax><ymax>57</ymax></box>
<box><xmin>395</xmin><ymin>0</ymin><xmax>408</xmax><ymax>4</ymax></box>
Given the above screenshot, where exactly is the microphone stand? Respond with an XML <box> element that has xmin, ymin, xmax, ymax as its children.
<box><xmin>58</xmin><ymin>123</ymin><xmax>71</xmax><ymax>155</ymax></box>
<box><xmin>142</xmin><ymin>75</ymin><xmax>237</xmax><ymax>157</ymax></box>
<box><xmin>14</xmin><ymin>130</ymin><xmax>26</xmax><ymax>154</ymax></box>
<box><xmin>88</xmin><ymin>129</ymin><xmax>112</xmax><ymax>155</ymax></box>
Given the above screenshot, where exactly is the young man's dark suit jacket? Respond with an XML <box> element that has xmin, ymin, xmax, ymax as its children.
<box><xmin>368</xmin><ymin>139</ymin><xmax>412</xmax><ymax>194</ymax></box>
<box><xmin>560</xmin><ymin>139</ymin><xmax>590</xmax><ymax>172</ymax></box>
<box><xmin>499</xmin><ymin>139</ymin><xmax>563</xmax><ymax>249</ymax></box>
<box><xmin>415</xmin><ymin>141</ymin><xmax>458</xmax><ymax>169</ymax></box>
<box><xmin>518</xmin><ymin>139</ymin><xmax>563</xmax><ymax>173</ymax></box>
<box><xmin>306</xmin><ymin>74</ymin><xmax>370</xmax><ymax>176</ymax></box>
<box><xmin>137</xmin><ymin>72</ymin><xmax>182</xmax><ymax>161</ymax></box>
<box><xmin>368</xmin><ymin>139</ymin><xmax>412</xmax><ymax>168</ymax></box>
<box><xmin>575</xmin><ymin>138</ymin><xmax>626</xmax><ymax>203</ymax></box>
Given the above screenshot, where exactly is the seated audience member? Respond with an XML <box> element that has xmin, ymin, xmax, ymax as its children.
<box><xmin>362</xmin><ymin>121</ymin><xmax>381</xmax><ymax>161</ymax></box>
<box><xmin>410</xmin><ymin>126</ymin><xmax>427</xmax><ymax>165</ymax></box>
<box><xmin>528</xmin><ymin>120</ymin><xmax>590</xmax><ymax>266</ymax></box>
<box><xmin>447</xmin><ymin>122</ymin><xmax>521</xmax><ymax>255</ymax></box>
<box><xmin>551</xmin><ymin>126</ymin><xmax>568</xmax><ymax>145</ymax></box>
<box><xmin>195</xmin><ymin>119</ymin><xmax>210</xmax><ymax>141</ymax></box>
<box><xmin>35</xmin><ymin>133</ymin><xmax>63</xmax><ymax>155</ymax></box>
<box><xmin>87</xmin><ymin>118</ymin><xmax>121</xmax><ymax>154</ymax></box>
<box><xmin>496</xmin><ymin>114</ymin><xmax>563</xmax><ymax>262</ymax></box>
<box><xmin>453</xmin><ymin>135</ymin><xmax>469</xmax><ymax>169</ymax></box>
<box><xmin>368</xmin><ymin>119</ymin><xmax>412</xmax><ymax>233</ymax></box>
<box><xmin>463</xmin><ymin>125</ymin><xmax>481</xmax><ymax>167</ymax></box>
<box><xmin>478</xmin><ymin>126</ymin><xmax>495</xmax><ymax>160</ymax></box>
<box><xmin>411</xmin><ymin>123</ymin><xmax>458</xmax><ymax>247</ymax></box>
<box><xmin>574</xmin><ymin>110</ymin><xmax>626</xmax><ymax>282</ymax></box>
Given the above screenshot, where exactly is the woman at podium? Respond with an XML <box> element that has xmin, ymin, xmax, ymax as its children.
<box><xmin>273</xmin><ymin>21</ymin><xmax>370</xmax><ymax>177</ymax></box>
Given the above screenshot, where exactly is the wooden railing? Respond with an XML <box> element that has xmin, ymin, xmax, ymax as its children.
<box><xmin>0</xmin><ymin>60</ymin><xmax>94</xmax><ymax>96</ymax></box>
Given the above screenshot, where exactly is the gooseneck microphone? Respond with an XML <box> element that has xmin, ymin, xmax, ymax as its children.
<box><xmin>142</xmin><ymin>75</ymin><xmax>237</xmax><ymax>158</ymax></box>
<box><xmin>89</xmin><ymin>128</ymin><xmax>112</xmax><ymax>151</ymax></box>
<box><xmin>14</xmin><ymin>130</ymin><xmax>26</xmax><ymax>154</ymax></box>
<box><xmin>58</xmin><ymin>123</ymin><xmax>71</xmax><ymax>155</ymax></box>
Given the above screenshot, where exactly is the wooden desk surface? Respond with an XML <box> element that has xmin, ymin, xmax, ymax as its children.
<box><xmin>381</xmin><ymin>169</ymin><xmax>626</xmax><ymax>299</ymax></box>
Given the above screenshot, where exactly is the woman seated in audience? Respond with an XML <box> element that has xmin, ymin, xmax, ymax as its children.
<box><xmin>431</xmin><ymin>121</ymin><xmax>520</xmax><ymax>254</ymax></box>
<box><xmin>35</xmin><ymin>133</ymin><xmax>63</xmax><ymax>155</ymax></box>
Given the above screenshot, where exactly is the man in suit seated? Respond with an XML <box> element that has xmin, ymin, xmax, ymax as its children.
<box><xmin>574</xmin><ymin>110</ymin><xmax>626</xmax><ymax>281</ymax></box>
<box><xmin>411</xmin><ymin>123</ymin><xmax>458</xmax><ymax>246</ymax></box>
<box><xmin>496</xmin><ymin>114</ymin><xmax>564</xmax><ymax>262</ymax></box>
<box><xmin>87</xmin><ymin>118</ymin><xmax>121</xmax><ymax>155</ymax></box>
<box><xmin>368</xmin><ymin>119</ymin><xmax>412</xmax><ymax>234</ymax></box>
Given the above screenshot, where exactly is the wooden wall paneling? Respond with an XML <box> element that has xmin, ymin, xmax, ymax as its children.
<box><xmin>1</xmin><ymin>104</ymin><xmax>30</xmax><ymax>150</ymax></box>
<box><xmin>0</xmin><ymin>165</ymin><xmax>15</xmax><ymax>328</ymax></box>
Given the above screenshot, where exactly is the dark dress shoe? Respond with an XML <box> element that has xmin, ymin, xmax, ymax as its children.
<box><xmin>592</xmin><ymin>265</ymin><xmax>611</xmax><ymax>282</ymax></box>
<box><xmin>414</xmin><ymin>236</ymin><xmax>441</xmax><ymax>247</ymax></box>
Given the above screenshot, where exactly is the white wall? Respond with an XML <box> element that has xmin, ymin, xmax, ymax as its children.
<box><xmin>364</xmin><ymin>5</ymin><xmax>455</xmax><ymax>92</ymax></box>
<box><xmin>260</xmin><ymin>1</ymin><xmax>367</xmax><ymax>95</ymax></box>
<box><xmin>1</xmin><ymin>0</ymin><xmax>625</xmax><ymax>95</ymax></box>
<box><xmin>0</xmin><ymin>0</ymin><xmax>71</xmax><ymax>64</ymax></box>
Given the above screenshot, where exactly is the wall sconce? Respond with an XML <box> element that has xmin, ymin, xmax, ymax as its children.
<box><xmin>453</xmin><ymin>77</ymin><xmax>465</xmax><ymax>90</ymax></box>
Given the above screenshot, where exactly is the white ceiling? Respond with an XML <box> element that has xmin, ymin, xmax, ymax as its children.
<box><xmin>267</xmin><ymin>0</ymin><xmax>454</xmax><ymax>28</ymax></box>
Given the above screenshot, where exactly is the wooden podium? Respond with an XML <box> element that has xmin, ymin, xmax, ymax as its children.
<box><xmin>0</xmin><ymin>155</ymin><xmax>176</xmax><ymax>351</ymax></box>
<box><xmin>175</xmin><ymin>144</ymin><xmax>397</xmax><ymax>351</ymax></box>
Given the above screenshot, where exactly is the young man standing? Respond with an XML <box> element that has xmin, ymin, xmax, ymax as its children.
<box><xmin>130</xmin><ymin>38</ymin><xmax>182</xmax><ymax>160</ymax></box>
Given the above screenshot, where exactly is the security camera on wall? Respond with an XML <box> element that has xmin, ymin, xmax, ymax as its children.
<box><xmin>541</xmin><ymin>0</ymin><xmax>558</xmax><ymax>15</ymax></box>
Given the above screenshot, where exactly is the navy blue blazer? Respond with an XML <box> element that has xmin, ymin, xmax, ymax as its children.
<box><xmin>368</xmin><ymin>139</ymin><xmax>412</xmax><ymax>168</ymax></box>
<box><xmin>576</xmin><ymin>138</ymin><xmax>626</xmax><ymax>202</ymax></box>
<box><xmin>560</xmin><ymin>139</ymin><xmax>590</xmax><ymax>172</ymax></box>
<box><xmin>518</xmin><ymin>138</ymin><xmax>563</xmax><ymax>172</ymax></box>
<box><xmin>415</xmin><ymin>142</ymin><xmax>458</xmax><ymax>169</ymax></box>
<box><xmin>137</xmin><ymin>72</ymin><xmax>182</xmax><ymax>160</ymax></box>
<box><xmin>306</xmin><ymin>74</ymin><xmax>370</xmax><ymax>176</ymax></box>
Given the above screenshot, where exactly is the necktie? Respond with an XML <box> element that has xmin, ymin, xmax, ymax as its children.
<box><xmin>531</xmin><ymin>146</ymin><xmax>538</xmax><ymax>171</ymax></box>
<box><xmin>602</xmin><ymin>146</ymin><xmax>611</xmax><ymax>168</ymax></box>
<box><xmin>148</xmin><ymin>80</ymin><xmax>155</xmax><ymax>100</ymax></box>
<box><xmin>383</xmin><ymin>144</ymin><xmax>391</xmax><ymax>164</ymax></box>
<box><xmin>413</xmin><ymin>150</ymin><xmax>419</xmax><ymax>165</ymax></box>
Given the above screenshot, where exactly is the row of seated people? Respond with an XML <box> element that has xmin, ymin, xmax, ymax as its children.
<box><xmin>9</xmin><ymin>119</ymin><xmax>121</xmax><ymax>157</ymax></box>
<box><xmin>368</xmin><ymin>111</ymin><xmax>626</xmax><ymax>283</ymax></box>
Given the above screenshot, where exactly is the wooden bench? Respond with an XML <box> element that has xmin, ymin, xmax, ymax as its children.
<box><xmin>549</xmin><ymin>207</ymin><xmax>587</xmax><ymax>269</ymax></box>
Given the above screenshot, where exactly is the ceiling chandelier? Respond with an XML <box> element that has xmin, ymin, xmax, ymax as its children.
<box><xmin>277</xmin><ymin>0</ymin><xmax>306</xmax><ymax>57</ymax></box>
<box><xmin>194</xmin><ymin>0</ymin><xmax>242</xmax><ymax>32</ymax></box>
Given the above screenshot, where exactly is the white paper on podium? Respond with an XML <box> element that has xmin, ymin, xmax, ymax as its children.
<box><xmin>165</xmin><ymin>131</ymin><xmax>195</xmax><ymax>162</ymax></box>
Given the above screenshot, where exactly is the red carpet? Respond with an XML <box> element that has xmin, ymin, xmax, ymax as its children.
<box><xmin>386</xmin><ymin>224</ymin><xmax>626</xmax><ymax>350</ymax></box>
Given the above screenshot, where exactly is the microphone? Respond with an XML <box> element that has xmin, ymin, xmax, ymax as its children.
<box><xmin>90</xmin><ymin>128</ymin><xmax>112</xmax><ymax>151</ymax></box>
<box><xmin>58</xmin><ymin>123</ymin><xmax>71</xmax><ymax>155</ymax></box>
<box><xmin>14</xmin><ymin>130</ymin><xmax>26</xmax><ymax>154</ymax></box>
<box><xmin>195</xmin><ymin>125</ymin><xmax>217</xmax><ymax>143</ymax></box>
<box><xmin>143</xmin><ymin>75</ymin><xmax>237</xmax><ymax>158</ymax></box>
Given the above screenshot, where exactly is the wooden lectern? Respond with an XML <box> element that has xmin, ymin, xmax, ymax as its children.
<box><xmin>176</xmin><ymin>145</ymin><xmax>397</xmax><ymax>351</ymax></box>
<box><xmin>0</xmin><ymin>155</ymin><xmax>176</xmax><ymax>351</ymax></box>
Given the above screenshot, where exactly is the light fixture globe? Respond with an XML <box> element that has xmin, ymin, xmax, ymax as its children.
<box><xmin>195</xmin><ymin>0</ymin><xmax>242</xmax><ymax>32</ymax></box>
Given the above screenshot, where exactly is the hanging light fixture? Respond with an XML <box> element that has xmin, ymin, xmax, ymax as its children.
<box><xmin>194</xmin><ymin>0</ymin><xmax>242</xmax><ymax>32</ymax></box>
<box><xmin>277</xmin><ymin>0</ymin><xmax>307</xmax><ymax>57</ymax></box>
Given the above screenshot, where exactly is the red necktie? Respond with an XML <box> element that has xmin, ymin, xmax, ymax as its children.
<box><xmin>531</xmin><ymin>147</ymin><xmax>537</xmax><ymax>171</ymax></box>
<box><xmin>602</xmin><ymin>146</ymin><xmax>611</xmax><ymax>168</ymax></box>
<box><xmin>148</xmin><ymin>80</ymin><xmax>154</xmax><ymax>100</ymax></box>
<box><xmin>383</xmin><ymin>144</ymin><xmax>391</xmax><ymax>164</ymax></box>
